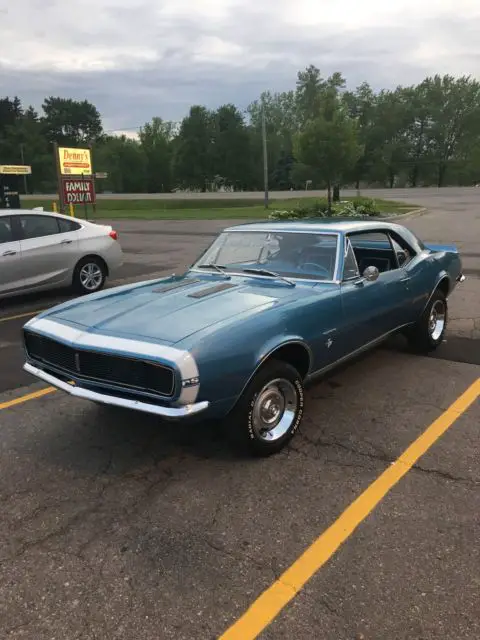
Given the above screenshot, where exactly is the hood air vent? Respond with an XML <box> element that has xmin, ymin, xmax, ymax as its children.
<box><xmin>188</xmin><ymin>282</ymin><xmax>237</xmax><ymax>298</ymax></box>
<box><xmin>152</xmin><ymin>278</ymin><xmax>201</xmax><ymax>293</ymax></box>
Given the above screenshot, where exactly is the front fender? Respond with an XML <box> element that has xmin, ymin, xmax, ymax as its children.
<box><xmin>192</xmin><ymin>329</ymin><xmax>311</xmax><ymax>416</ymax></box>
<box><xmin>255</xmin><ymin>334</ymin><xmax>312</xmax><ymax>369</ymax></box>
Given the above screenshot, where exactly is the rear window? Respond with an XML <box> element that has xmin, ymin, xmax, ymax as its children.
<box><xmin>58</xmin><ymin>218</ymin><xmax>81</xmax><ymax>233</ymax></box>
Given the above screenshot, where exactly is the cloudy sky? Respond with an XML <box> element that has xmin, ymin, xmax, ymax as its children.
<box><xmin>2</xmin><ymin>0</ymin><xmax>480</xmax><ymax>134</ymax></box>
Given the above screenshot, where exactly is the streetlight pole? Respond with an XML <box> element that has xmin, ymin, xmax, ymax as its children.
<box><xmin>261</xmin><ymin>107</ymin><xmax>269</xmax><ymax>209</ymax></box>
<box><xmin>19</xmin><ymin>144</ymin><xmax>28</xmax><ymax>194</ymax></box>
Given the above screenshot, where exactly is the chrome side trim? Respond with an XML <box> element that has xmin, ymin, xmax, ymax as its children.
<box><xmin>23</xmin><ymin>363</ymin><xmax>209</xmax><ymax>419</ymax></box>
<box><xmin>305</xmin><ymin>323</ymin><xmax>413</xmax><ymax>382</ymax></box>
<box><xmin>23</xmin><ymin>317</ymin><xmax>200</xmax><ymax>405</ymax></box>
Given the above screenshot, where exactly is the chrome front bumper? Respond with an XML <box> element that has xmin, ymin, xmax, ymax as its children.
<box><xmin>23</xmin><ymin>362</ymin><xmax>210</xmax><ymax>419</ymax></box>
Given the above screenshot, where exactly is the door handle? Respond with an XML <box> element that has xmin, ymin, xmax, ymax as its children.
<box><xmin>2</xmin><ymin>250</ymin><xmax>16</xmax><ymax>256</ymax></box>
<box><xmin>59</xmin><ymin>239</ymin><xmax>73</xmax><ymax>244</ymax></box>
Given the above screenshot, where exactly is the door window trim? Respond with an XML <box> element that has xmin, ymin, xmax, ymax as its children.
<box><xmin>346</xmin><ymin>229</ymin><xmax>405</xmax><ymax>275</ymax></box>
<box><xmin>16</xmin><ymin>214</ymin><xmax>80</xmax><ymax>241</ymax></box>
<box><xmin>0</xmin><ymin>215</ymin><xmax>14</xmax><ymax>245</ymax></box>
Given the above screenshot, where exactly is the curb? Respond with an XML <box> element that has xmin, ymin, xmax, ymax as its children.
<box><xmin>386</xmin><ymin>207</ymin><xmax>428</xmax><ymax>222</ymax></box>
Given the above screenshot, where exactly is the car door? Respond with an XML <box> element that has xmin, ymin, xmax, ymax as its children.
<box><xmin>17</xmin><ymin>214</ymin><xmax>80</xmax><ymax>290</ymax></box>
<box><xmin>0</xmin><ymin>214</ymin><xmax>24</xmax><ymax>295</ymax></box>
<box><xmin>339</xmin><ymin>231</ymin><xmax>410</xmax><ymax>354</ymax></box>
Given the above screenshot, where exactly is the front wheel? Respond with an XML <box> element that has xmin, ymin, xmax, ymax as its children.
<box><xmin>227</xmin><ymin>359</ymin><xmax>305</xmax><ymax>456</ymax></box>
<box><xmin>406</xmin><ymin>288</ymin><xmax>448</xmax><ymax>353</ymax></box>
<box><xmin>73</xmin><ymin>257</ymin><xmax>107</xmax><ymax>295</ymax></box>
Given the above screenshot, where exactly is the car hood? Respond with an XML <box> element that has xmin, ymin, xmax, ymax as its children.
<box><xmin>40</xmin><ymin>273</ymin><xmax>321</xmax><ymax>344</ymax></box>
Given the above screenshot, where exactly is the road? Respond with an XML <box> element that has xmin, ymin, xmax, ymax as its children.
<box><xmin>1</xmin><ymin>189</ymin><xmax>479</xmax><ymax>639</ymax></box>
<box><xmin>22</xmin><ymin>186</ymin><xmax>480</xmax><ymax>203</ymax></box>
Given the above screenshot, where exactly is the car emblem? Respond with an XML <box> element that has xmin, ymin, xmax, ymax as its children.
<box><xmin>326</xmin><ymin>338</ymin><xmax>333</xmax><ymax>349</ymax></box>
<box><xmin>74</xmin><ymin>352</ymin><xmax>81</xmax><ymax>372</ymax></box>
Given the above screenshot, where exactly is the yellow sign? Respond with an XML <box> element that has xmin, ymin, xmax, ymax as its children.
<box><xmin>58</xmin><ymin>147</ymin><xmax>92</xmax><ymax>175</ymax></box>
<box><xmin>0</xmin><ymin>165</ymin><xmax>32</xmax><ymax>175</ymax></box>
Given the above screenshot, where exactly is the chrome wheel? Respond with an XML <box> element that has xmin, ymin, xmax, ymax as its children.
<box><xmin>251</xmin><ymin>378</ymin><xmax>298</xmax><ymax>442</ymax></box>
<box><xmin>79</xmin><ymin>262</ymin><xmax>103</xmax><ymax>291</ymax></box>
<box><xmin>428</xmin><ymin>299</ymin><xmax>446</xmax><ymax>341</ymax></box>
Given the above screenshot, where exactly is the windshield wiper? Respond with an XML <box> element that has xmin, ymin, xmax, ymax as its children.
<box><xmin>196</xmin><ymin>263</ymin><xmax>229</xmax><ymax>277</ymax></box>
<box><xmin>241</xmin><ymin>268</ymin><xmax>295</xmax><ymax>286</ymax></box>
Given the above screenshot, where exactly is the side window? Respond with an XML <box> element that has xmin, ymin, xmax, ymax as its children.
<box><xmin>349</xmin><ymin>231</ymin><xmax>396</xmax><ymax>273</ymax></box>
<box><xmin>390</xmin><ymin>234</ymin><xmax>414</xmax><ymax>267</ymax></box>
<box><xmin>0</xmin><ymin>216</ymin><xmax>13</xmax><ymax>245</ymax></box>
<box><xmin>343</xmin><ymin>238</ymin><xmax>360</xmax><ymax>279</ymax></box>
<box><xmin>58</xmin><ymin>218</ymin><xmax>81</xmax><ymax>233</ymax></box>
<box><xmin>19</xmin><ymin>215</ymin><xmax>61</xmax><ymax>240</ymax></box>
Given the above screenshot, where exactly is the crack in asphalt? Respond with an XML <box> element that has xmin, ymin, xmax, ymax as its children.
<box><xmin>0</xmin><ymin>489</ymin><xmax>110</xmax><ymax>564</ymax></box>
<box><xmin>289</xmin><ymin>432</ymin><xmax>478</xmax><ymax>487</ymax></box>
<box><xmin>202</xmin><ymin>535</ymin><xmax>278</xmax><ymax>578</ymax></box>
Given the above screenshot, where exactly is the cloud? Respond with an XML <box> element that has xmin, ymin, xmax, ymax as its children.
<box><xmin>1</xmin><ymin>0</ymin><xmax>480</xmax><ymax>130</ymax></box>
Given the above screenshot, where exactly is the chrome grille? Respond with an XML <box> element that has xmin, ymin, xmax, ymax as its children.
<box><xmin>24</xmin><ymin>331</ymin><xmax>175</xmax><ymax>397</ymax></box>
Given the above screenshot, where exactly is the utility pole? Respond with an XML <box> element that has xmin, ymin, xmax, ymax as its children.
<box><xmin>19</xmin><ymin>144</ymin><xmax>28</xmax><ymax>194</ymax></box>
<box><xmin>261</xmin><ymin>107</ymin><xmax>269</xmax><ymax>209</ymax></box>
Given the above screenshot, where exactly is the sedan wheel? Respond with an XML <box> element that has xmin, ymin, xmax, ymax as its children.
<box><xmin>74</xmin><ymin>257</ymin><xmax>107</xmax><ymax>294</ymax></box>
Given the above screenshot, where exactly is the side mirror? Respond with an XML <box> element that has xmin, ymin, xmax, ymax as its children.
<box><xmin>363</xmin><ymin>265</ymin><xmax>380</xmax><ymax>282</ymax></box>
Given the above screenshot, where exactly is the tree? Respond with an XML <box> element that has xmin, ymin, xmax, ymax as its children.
<box><xmin>368</xmin><ymin>89</ymin><xmax>412</xmax><ymax>188</ymax></box>
<box><xmin>295</xmin><ymin>66</ymin><xmax>346</xmax><ymax>124</ymax></box>
<box><xmin>295</xmin><ymin>110</ymin><xmax>363</xmax><ymax>209</ymax></box>
<box><xmin>342</xmin><ymin>82</ymin><xmax>377</xmax><ymax>188</ymax></box>
<box><xmin>0</xmin><ymin>97</ymin><xmax>23</xmax><ymax>135</ymax></box>
<box><xmin>93</xmin><ymin>135</ymin><xmax>148</xmax><ymax>193</ymax></box>
<box><xmin>247</xmin><ymin>90</ymin><xmax>298</xmax><ymax>189</ymax></box>
<box><xmin>0</xmin><ymin>100</ymin><xmax>54</xmax><ymax>192</ymax></box>
<box><xmin>211</xmin><ymin>104</ymin><xmax>251</xmax><ymax>190</ymax></box>
<box><xmin>139</xmin><ymin>117</ymin><xmax>175</xmax><ymax>192</ymax></box>
<box><xmin>420</xmin><ymin>75</ymin><xmax>480</xmax><ymax>186</ymax></box>
<box><xmin>41</xmin><ymin>97</ymin><xmax>103</xmax><ymax>146</ymax></box>
<box><xmin>172</xmin><ymin>106</ymin><xmax>214</xmax><ymax>190</ymax></box>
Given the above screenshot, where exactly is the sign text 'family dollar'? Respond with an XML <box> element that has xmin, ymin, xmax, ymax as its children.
<box><xmin>61</xmin><ymin>177</ymin><xmax>97</xmax><ymax>204</ymax></box>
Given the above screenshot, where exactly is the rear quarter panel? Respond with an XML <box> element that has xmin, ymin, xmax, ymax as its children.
<box><xmin>77</xmin><ymin>225</ymin><xmax>124</xmax><ymax>273</ymax></box>
<box><xmin>404</xmin><ymin>247</ymin><xmax>462</xmax><ymax>320</ymax></box>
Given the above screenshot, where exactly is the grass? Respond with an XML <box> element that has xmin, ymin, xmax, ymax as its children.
<box><xmin>22</xmin><ymin>196</ymin><xmax>418</xmax><ymax>220</ymax></box>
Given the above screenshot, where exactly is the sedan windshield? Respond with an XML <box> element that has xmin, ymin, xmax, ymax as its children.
<box><xmin>192</xmin><ymin>230</ymin><xmax>339</xmax><ymax>281</ymax></box>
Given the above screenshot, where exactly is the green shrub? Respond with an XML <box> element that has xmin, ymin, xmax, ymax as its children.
<box><xmin>268</xmin><ymin>197</ymin><xmax>380</xmax><ymax>220</ymax></box>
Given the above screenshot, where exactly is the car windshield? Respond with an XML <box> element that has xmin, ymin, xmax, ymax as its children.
<box><xmin>192</xmin><ymin>230</ymin><xmax>339</xmax><ymax>281</ymax></box>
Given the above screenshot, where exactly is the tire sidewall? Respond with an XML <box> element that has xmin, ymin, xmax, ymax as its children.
<box><xmin>237</xmin><ymin>361</ymin><xmax>305</xmax><ymax>455</ymax></box>
<box><xmin>424</xmin><ymin>290</ymin><xmax>448</xmax><ymax>348</ymax></box>
<box><xmin>74</xmin><ymin>258</ymin><xmax>106</xmax><ymax>294</ymax></box>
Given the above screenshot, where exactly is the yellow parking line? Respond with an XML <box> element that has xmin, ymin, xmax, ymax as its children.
<box><xmin>0</xmin><ymin>387</ymin><xmax>56</xmax><ymax>410</ymax></box>
<box><xmin>0</xmin><ymin>309</ymin><xmax>45</xmax><ymax>323</ymax></box>
<box><xmin>219</xmin><ymin>377</ymin><xmax>480</xmax><ymax>640</ymax></box>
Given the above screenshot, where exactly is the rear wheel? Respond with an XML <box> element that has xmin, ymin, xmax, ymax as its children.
<box><xmin>227</xmin><ymin>359</ymin><xmax>305</xmax><ymax>456</ymax></box>
<box><xmin>73</xmin><ymin>257</ymin><xmax>107</xmax><ymax>295</ymax></box>
<box><xmin>406</xmin><ymin>288</ymin><xmax>448</xmax><ymax>353</ymax></box>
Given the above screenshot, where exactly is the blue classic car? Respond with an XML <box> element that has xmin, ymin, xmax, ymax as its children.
<box><xmin>22</xmin><ymin>218</ymin><xmax>465</xmax><ymax>456</ymax></box>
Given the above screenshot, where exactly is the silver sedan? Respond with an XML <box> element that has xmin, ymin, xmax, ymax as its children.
<box><xmin>0</xmin><ymin>208</ymin><xmax>124</xmax><ymax>299</ymax></box>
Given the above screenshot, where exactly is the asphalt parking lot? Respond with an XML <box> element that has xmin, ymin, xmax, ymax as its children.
<box><xmin>1</xmin><ymin>189</ymin><xmax>479</xmax><ymax>639</ymax></box>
